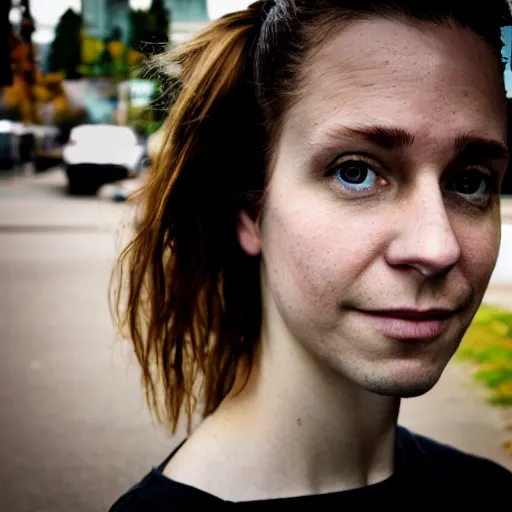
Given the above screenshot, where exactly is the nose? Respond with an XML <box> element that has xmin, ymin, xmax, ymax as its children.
<box><xmin>385</xmin><ymin>183</ymin><xmax>462</xmax><ymax>278</ymax></box>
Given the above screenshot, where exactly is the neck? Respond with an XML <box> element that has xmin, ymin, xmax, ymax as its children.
<box><xmin>208</xmin><ymin>314</ymin><xmax>400</xmax><ymax>500</ymax></box>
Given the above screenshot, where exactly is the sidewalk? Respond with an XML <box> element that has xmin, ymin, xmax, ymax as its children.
<box><xmin>399</xmin><ymin>362</ymin><xmax>512</xmax><ymax>470</ymax></box>
<box><xmin>502</xmin><ymin>197</ymin><xmax>512</xmax><ymax>224</ymax></box>
<box><xmin>483</xmin><ymin>198</ymin><xmax>512</xmax><ymax>310</ymax></box>
<box><xmin>483</xmin><ymin>285</ymin><xmax>512</xmax><ymax>310</ymax></box>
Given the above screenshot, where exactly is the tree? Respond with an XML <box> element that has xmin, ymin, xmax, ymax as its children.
<box><xmin>13</xmin><ymin>0</ymin><xmax>38</xmax><ymax>123</ymax></box>
<box><xmin>129</xmin><ymin>9</ymin><xmax>147</xmax><ymax>54</ymax></box>
<box><xmin>48</xmin><ymin>9</ymin><xmax>82</xmax><ymax>79</ymax></box>
<box><xmin>130</xmin><ymin>0</ymin><xmax>170</xmax><ymax>56</ymax></box>
<box><xmin>1</xmin><ymin>0</ymin><xmax>13</xmax><ymax>86</ymax></box>
<box><xmin>101</xmin><ymin>26</ymin><xmax>130</xmax><ymax>80</ymax></box>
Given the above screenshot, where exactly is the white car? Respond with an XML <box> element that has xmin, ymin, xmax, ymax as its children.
<box><xmin>63</xmin><ymin>124</ymin><xmax>144</xmax><ymax>195</ymax></box>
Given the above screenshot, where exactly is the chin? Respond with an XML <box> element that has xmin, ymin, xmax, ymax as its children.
<box><xmin>358</xmin><ymin>362</ymin><xmax>447</xmax><ymax>398</ymax></box>
<box><xmin>371</xmin><ymin>380</ymin><xmax>438</xmax><ymax>398</ymax></box>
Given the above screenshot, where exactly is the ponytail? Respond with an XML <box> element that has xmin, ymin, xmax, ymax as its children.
<box><xmin>112</xmin><ymin>3</ymin><xmax>268</xmax><ymax>434</ymax></box>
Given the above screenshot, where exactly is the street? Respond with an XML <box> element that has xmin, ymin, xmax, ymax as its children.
<box><xmin>0</xmin><ymin>169</ymin><xmax>511</xmax><ymax>512</ymax></box>
<box><xmin>0</xmin><ymin>170</ymin><xmax>186</xmax><ymax>512</ymax></box>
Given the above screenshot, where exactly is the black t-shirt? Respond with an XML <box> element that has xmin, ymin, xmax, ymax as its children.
<box><xmin>110</xmin><ymin>426</ymin><xmax>512</xmax><ymax>510</ymax></box>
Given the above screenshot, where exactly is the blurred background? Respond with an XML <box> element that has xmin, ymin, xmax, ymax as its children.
<box><xmin>0</xmin><ymin>2</ymin><xmax>512</xmax><ymax>511</ymax></box>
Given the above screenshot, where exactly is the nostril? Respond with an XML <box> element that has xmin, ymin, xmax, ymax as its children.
<box><xmin>408</xmin><ymin>262</ymin><xmax>455</xmax><ymax>279</ymax></box>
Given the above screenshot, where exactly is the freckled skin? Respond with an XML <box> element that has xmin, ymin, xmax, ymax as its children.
<box><xmin>255</xmin><ymin>19</ymin><xmax>507</xmax><ymax>397</ymax></box>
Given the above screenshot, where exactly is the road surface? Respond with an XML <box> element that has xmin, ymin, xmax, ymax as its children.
<box><xmin>0</xmin><ymin>170</ymin><xmax>185</xmax><ymax>512</ymax></box>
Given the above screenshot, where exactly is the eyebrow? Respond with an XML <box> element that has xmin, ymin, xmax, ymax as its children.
<box><xmin>324</xmin><ymin>124</ymin><xmax>509</xmax><ymax>161</ymax></box>
<box><xmin>340</xmin><ymin>125</ymin><xmax>415</xmax><ymax>151</ymax></box>
<box><xmin>454</xmin><ymin>134</ymin><xmax>509</xmax><ymax>162</ymax></box>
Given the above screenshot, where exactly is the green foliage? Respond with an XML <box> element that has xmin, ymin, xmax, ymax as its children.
<box><xmin>132</xmin><ymin>119</ymin><xmax>163</xmax><ymax>138</ymax></box>
<box><xmin>475</xmin><ymin>366</ymin><xmax>512</xmax><ymax>389</ymax></box>
<box><xmin>48</xmin><ymin>9</ymin><xmax>82</xmax><ymax>79</ymax></box>
<box><xmin>457</xmin><ymin>305</ymin><xmax>512</xmax><ymax>406</ymax></box>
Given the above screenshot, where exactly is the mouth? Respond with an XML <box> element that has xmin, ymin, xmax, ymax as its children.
<box><xmin>353</xmin><ymin>308</ymin><xmax>458</xmax><ymax>341</ymax></box>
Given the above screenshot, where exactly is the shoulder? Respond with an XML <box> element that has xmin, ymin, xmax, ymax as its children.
<box><xmin>396</xmin><ymin>426</ymin><xmax>512</xmax><ymax>494</ymax></box>
<box><xmin>109</xmin><ymin>444</ymin><xmax>227</xmax><ymax>511</ymax></box>
<box><xmin>109</xmin><ymin>470</ymin><xmax>226</xmax><ymax>511</ymax></box>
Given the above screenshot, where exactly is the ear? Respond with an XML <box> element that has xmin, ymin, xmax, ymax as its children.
<box><xmin>237</xmin><ymin>210</ymin><xmax>262</xmax><ymax>256</ymax></box>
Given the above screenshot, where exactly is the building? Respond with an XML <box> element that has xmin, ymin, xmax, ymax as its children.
<box><xmin>166</xmin><ymin>0</ymin><xmax>207</xmax><ymax>22</ymax></box>
<box><xmin>503</xmin><ymin>26</ymin><xmax>512</xmax><ymax>98</ymax></box>
<box><xmin>80</xmin><ymin>0</ymin><xmax>208</xmax><ymax>47</ymax></box>
<box><xmin>82</xmin><ymin>0</ymin><xmax>131</xmax><ymax>44</ymax></box>
<box><xmin>167</xmin><ymin>0</ymin><xmax>208</xmax><ymax>47</ymax></box>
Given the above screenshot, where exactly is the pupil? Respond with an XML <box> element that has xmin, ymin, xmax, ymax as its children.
<box><xmin>458</xmin><ymin>172</ymin><xmax>481</xmax><ymax>194</ymax></box>
<box><xmin>342</xmin><ymin>163</ymin><xmax>366</xmax><ymax>184</ymax></box>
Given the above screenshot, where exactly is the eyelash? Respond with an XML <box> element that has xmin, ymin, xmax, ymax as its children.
<box><xmin>325</xmin><ymin>154</ymin><xmax>499</xmax><ymax>208</ymax></box>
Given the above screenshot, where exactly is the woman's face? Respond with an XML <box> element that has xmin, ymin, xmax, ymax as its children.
<box><xmin>239</xmin><ymin>18</ymin><xmax>508</xmax><ymax>396</ymax></box>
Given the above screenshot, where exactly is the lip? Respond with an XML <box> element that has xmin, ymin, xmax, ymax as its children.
<box><xmin>355</xmin><ymin>309</ymin><xmax>456</xmax><ymax>340</ymax></box>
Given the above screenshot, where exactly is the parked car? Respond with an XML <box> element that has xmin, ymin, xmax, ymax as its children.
<box><xmin>0</xmin><ymin>120</ymin><xmax>16</xmax><ymax>170</ymax></box>
<box><xmin>0</xmin><ymin>120</ymin><xmax>38</xmax><ymax>170</ymax></box>
<box><xmin>62</xmin><ymin>124</ymin><xmax>144</xmax><ymax>195</ymax></box>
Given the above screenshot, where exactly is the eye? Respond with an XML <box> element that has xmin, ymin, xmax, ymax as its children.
<box><xmin>449</xmin><ymin>167</ymin><xmax>497</xmax><ymax>205</ymax></box>
<box><xmin>453</xmin><ymin>169</ymin><xmax>488</xmax><ymax>195</ymax></box>
<box><xmin>333</xmin><ymin>157</ymin><xmax>383</xmax><ymax>194</ymax></box>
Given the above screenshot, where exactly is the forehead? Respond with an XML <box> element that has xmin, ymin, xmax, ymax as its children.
<box><xmin>283</xmin><ymin>18</ymin><xmax>506</xmax><ymax>149</ymax></box>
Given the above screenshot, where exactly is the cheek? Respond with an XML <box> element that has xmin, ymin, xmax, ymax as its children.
<box><xmin>455</xmin><ymin>216</ymin><xmax>501</xmax><ymax>287</ymax></box>
<box><xmin>262</xmin><ymin>198</ymin><xmax>385</xmax><ymax>314</ymax></box>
